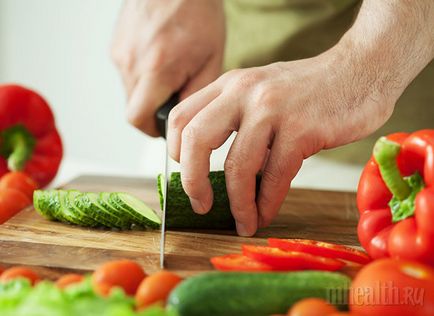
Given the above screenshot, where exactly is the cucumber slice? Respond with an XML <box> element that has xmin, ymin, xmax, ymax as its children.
<box><xmin>76</xmin><ymin>193</ymin><xmax>130</xmax><ymax>229</ymax></box>
<box><xmin>33</xmin><ymin>190</ymin><xmax>57</xmax><ymax>220</ymax></box>
<box><xmin>57</xmin><ymin>190</ymin><xmax>90</xmax><ymax>226</ymax></box>
<box><xmin>66</xmin><ymin>191</ymin><xmax>103</xmax><ymax>228</ymax></box>
<box><xmin>98</xmin><ymin>192</ymin><xmax>134</xmax><ymax>227</ymax></box>
<box><xmin>109</xmin><ymin>193</ymin><xmax>161</xmax><ymax>229</ymax></box>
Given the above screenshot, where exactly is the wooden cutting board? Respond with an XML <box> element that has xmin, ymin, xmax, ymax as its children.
<box><xmin>0</xmin><ymin>175</ymin><xmax>362</xmax><ymax>279</ymax></box>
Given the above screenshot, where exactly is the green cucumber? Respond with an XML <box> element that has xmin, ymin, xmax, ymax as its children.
<box><xmin>168</xmin><ymin>271</ymin><xmax>350</xmax><ymax>316</ymax></box>
<box><xmin>108</xmin><ymin>193</ymin><xmax>161</xmax><ymax>229</ymax></box>
<box><xmin>33</xmin><ymin>190</ymin><xmax>57</xmax><ymax>220</ymax></box>
<box><xmin>58</xmin><ymin>190</ymin><xmax>94</xmax><ymax>226</ymax></box>
<box><xmin>98</xmin><ymin>192</ymin><xmax>134</xmax><ymax>228</ymax></box>
<box><xmin>160</xmin><ymin>171</ymin><xmax>235</xmax><ymax>229</ymax></box>
<box><xmin>34</xmin><ymin>189</ymin><xmax>161</xmax><ymax>230</ymax></box>
<box><xmin>75</xmin><ymin>193</ymin><xmax>128</xmax><ymax>229</ymax></box>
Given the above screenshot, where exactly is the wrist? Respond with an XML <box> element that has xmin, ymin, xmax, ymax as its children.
<box><xmin>338</xmin><ymin>0</ymin><xmax>434</xmax><ymax>104</ymax></box>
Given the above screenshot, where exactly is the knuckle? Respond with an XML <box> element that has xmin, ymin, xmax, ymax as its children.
<box><xmin>262</xmin><ymin>166</ymin><xmax>283</xmax><ymax>187</ymax></box>
<box><xmin>168</xmin><ymin>106</ymin><xmax>185</xmax><ymax>131</ymax></box>
<box><xmin>253</xmin><ymin>84</ymin><xmax>279</xmax><ymax>109</ymax></box>
<box><xmin>224</xmin><ymin>156</ymin><xmax>245</xmax><ymax>178</ymax></box>
<box><xmin>110</xmin><ymin>46</ymin><xmax>135</xmax><ymax>71</ymax></box>
<box><xmin>231</xmin><ymin>70</ymin><xmax>263</xmax><ymax>90</ymax></box>
<box><xmin>181</xmin><ymin>124</ymin><xmax>201</xmax><ymax>145</ymax></box>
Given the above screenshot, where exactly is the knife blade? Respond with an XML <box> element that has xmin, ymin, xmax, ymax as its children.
<box><xmin>156</xmin><ymin>94</ymin><xmax>178</xmax><ymax>268</ymax></box>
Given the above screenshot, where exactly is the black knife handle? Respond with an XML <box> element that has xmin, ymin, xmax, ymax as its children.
<box><xmin>156</xmin><ymin>94</ymin><xmax>179</xmax><ymax>138</ymax></box>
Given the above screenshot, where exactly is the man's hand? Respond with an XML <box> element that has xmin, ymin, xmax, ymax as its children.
<box><xmin>111</xmin><ymin>0</ymin><xmax>225</xmax><ymax>136</ymax></box>
<box><xmin>167</xmin><ymin>0</ymin><xmax>434</xmax><ymax>236</ymax></box>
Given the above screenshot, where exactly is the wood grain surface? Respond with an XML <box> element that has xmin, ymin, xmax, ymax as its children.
<box><xmin>0</xmin><ymin>175</ymin><xmax>362</xmax><ymax>279</ymax></box>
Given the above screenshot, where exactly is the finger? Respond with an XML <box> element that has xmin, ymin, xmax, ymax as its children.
<box><xmin>225</xmin><ymin>122</ymin><xmax>271</xmax><ymax>237</ymax></box>
<box><xmin>257</xmin><ymin>134</ymin><xmax>303</xmax><ymax>228</ymax></box>
<box><xmin>179</xmin><ymin>95</ymin><xmax>238</xmax><ymax>214</ymax></box>
<box><xmin>180</xmin><ymin>54</ymin><xmax>222</xmax><ymax>99</ymax></box>
<box><xmin>120</xmin><ymin>70</ymin><xmax>138</xmax><ymax>99</ymax></box>
<box><xmin>127</xmin><ymin>72</ymin><xmax>177</xmax><ymax>137</ymax></box>
<box><xmin>167</xmin><ymin>81</ymin><xmax>222</xmax><ymax>161</ymax></box>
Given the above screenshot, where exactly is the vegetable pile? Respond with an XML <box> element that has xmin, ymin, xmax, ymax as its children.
<box><xmin>0</xmin><ymin>260</ymin><xmax>181</xmax><ymax>316</ymax></box>
<box><xmin>33</xmin><ymin>190</ymin><xmax>161</xmax><ymax>229</ymax></box>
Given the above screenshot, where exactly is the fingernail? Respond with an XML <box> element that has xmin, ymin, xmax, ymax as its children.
<box><xmin>236</xmin><ymin>222</ymin><xmax>253</xmax><ymax>237</ymax></box>
<box><xmin>190</xmin><ymin>198</ymin><xmax>206</xmax><ymax>214</ymax></box>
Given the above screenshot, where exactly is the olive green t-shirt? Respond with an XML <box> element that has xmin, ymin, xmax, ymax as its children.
<box><xmin>223</xmin><ymin>0</ymin><xmax>434</xmax><ymax>165</ymax></box>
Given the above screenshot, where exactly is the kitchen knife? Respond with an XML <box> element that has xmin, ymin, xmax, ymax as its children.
<box><xmin>156</xmin><ymin>93</ymin><xmax>178</xmax><ymax>268</ymax></box>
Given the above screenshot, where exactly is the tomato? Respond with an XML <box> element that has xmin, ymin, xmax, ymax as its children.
<box><xmin>56</xmin><ymin>273</ymin><xmax>84</xmax><ymax>289</ymax></box>
<box><xmin>210</xmin><ymin>254</ymin><xmax>273</xmax><ymax>272</ymax></box>
<box><xmin>242</xmin><ymin>245</ymin><xmax>345</xmax><ymax>271</ymax></box>
<box><xmin>288</xmin><ymin>298</ymin><xmax>338</xmax><ymax>316</ymax></box>
<box><xmin>92</xmin><ymin>260</ymin><xmax>147</xmax><ymax>296</ymax></box>
<box><xmin>135</xmin><ymin>270</ymin><xmax>182</xmax><ymax>310</ymax></box>
<box><xmin>350</xmin><ymin>258</ymin><xmax>434</xmax><ymax>316</ymax></box>
<box><xmin>0</xmin><ymin>267</ymin><xmax>39</xmax><ymax>285</ymax></box>
<box><xmin>0</xmin><ymin>172</ymin><xmax>38</xmax><ymax>200</ymax></box>
<box><xmin>268</xmin><ymin>238</ymin><xmax>371</xmax><ymax>265</ymax></box>
<box><xmin>0</xmin><ymin>188</ymin><xmax>31</xmax><ymax>224</ymax></box>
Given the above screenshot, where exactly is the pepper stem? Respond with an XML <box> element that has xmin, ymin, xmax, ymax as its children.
<box><xmin>373</xmin><ymin>137</ymin><xmax>410</xmax><ymax>201</ymax></box>
<box><xmin>0</xmin><ymin>125</ymin><xmax>36</xmax><ymax>171</ymax></box>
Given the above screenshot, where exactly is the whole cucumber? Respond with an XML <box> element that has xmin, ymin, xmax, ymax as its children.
<box><xmin>168</xmin><ymin>271</ymin><xmax>350</xmax><ymax>316</ymax></box>
<box><xmin>161</xmin><ymin>171</ymin><xmax>261</xmax><ymax>229</ymax></box>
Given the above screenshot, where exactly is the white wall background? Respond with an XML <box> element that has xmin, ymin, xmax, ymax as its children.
<box><xmin>0</xmin><ymin>0</ymin><xmax>362</xmax><ymax>191</ymax></box>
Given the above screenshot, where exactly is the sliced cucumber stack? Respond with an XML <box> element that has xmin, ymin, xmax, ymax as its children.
<box><xmin>33</xmin><ymin>189</ymin><xmax>161</xmax><ymax>230</ymax></box>
<box><xmin>109</xmin><ymin>193</ymin><xmax>161</xmax><ymax>229</ymax></box>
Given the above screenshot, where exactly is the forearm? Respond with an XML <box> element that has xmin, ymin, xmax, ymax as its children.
<box><xmin>339</xmin><ymin>0</ymin><xmax>434</xmax><ymax>104</ymax></box>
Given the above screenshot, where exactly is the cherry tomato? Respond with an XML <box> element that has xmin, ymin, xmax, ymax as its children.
<box><xmin>56</xmin><ymin>273</ymin><xmax>84</xmax><ymax>289</ymax></box>
<box><xmin>268</xmin><ymin>238</ymin><xmax>371</xmax><ymax>265</ymax></box>
<box><xmin>135</xmin><ymin>270</ymin><xmax>182</xmax><ymax>310</ymax></box>
<box><xmin>210</xmin><ymin>254</ymin><xmax>273</xmax><ymax>272</ymax></box>
<box><xmin>242</xmin><ymin>245</ymin><xmax>345</xmax><ymax>271</ymax></box>
<box><xmin>92</xmin><ymin>260</ymin><xmax>147</xmax><ymax>296</ymax></box>
<box><xmin>0</xmin><ymin>188</ymin><xmax>31</xmax><ymax>224</ymax></box>
<box><xmin>288</xmin><ymin>298</ymin><xmax>338</xmax><ymax>316</ymax></box>
<box><xmin>0</xmin><ymin>172</ymin><xmax>38</xmax><ymax>200</ymax></box>
<box><xmin>350</xmin><ymin>258</ymin><xmax>434</xmax><ymax>316</ymax></box>
<box><xmin>0</xmin><ymin>267</ymin><xmax>39</xmax><ymax>285</ymax></box>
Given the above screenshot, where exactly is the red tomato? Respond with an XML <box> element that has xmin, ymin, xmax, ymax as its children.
<box><xmin>0</xmin><ymin>172</ymin><xmax>38</xmax><ymax>200</ymax></box>
<box><xmin>288</xmin><ymin>298</ymin><xmax>338</xmax><ymax>316</ymax></box>
<box><xmin>350</xmin><ymin>258</ymin><xmax>434</xmax><ymax>316</ymax></box>
<box><xmin>0</xmin><ymin>188</ymin><xmax>31</xmax><ymax>224</ymax></box>
<box><xmin>268</xmin><ymin>238</ymin><xmax>371</xmax><ymax>265</ymax></box>
<box><xmin>92</xmin><ymin>260</ymin><xmax>147</xmax><ymax>296</ymax></box>
<box><xmin>0</xmin><ymin>267</ymin><xmax>39</xmax><ymax>285</ymax></box>
<box><xmin>56</xmin><ymin>273</ymin><xmax>84</xmax><ymax>289</ymax></box>
<box><xmin>242</xmin><ymin>245</ymin><xmax>345</xmax><ymax>271</ymax></box>
<box><xmin>135</xmin><ymin>270</ymin><xmax>182</xmax><ymax>310</ymax></box>
<box><xmin>210</xmin><ymin>254</ymin><xmax>273</xmax><ymax>272</ymax></box>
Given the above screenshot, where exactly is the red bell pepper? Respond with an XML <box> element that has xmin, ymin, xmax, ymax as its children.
<box><xmin>268</xmin><ymin>238</ymin><xmax>371</xmax><ymax>264</ymax></box>
<box><xmin>210</xmin><ymin>254</ymin><xmax>273</xmax><ymax>272</ymax></box>
<box><xmin>0</xmin><ymin>85</ymin><xmax>63</xmax><ymax>187</ymax></box>
<box><xmin>357</xmin><ymin>130</ymin><xmax>434</xmax><ymax>266</ymax></box>
<box><xmin>242</xmin><ymin>245</ymin><xmax>345</xmax><ymax>271</ymax></box>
